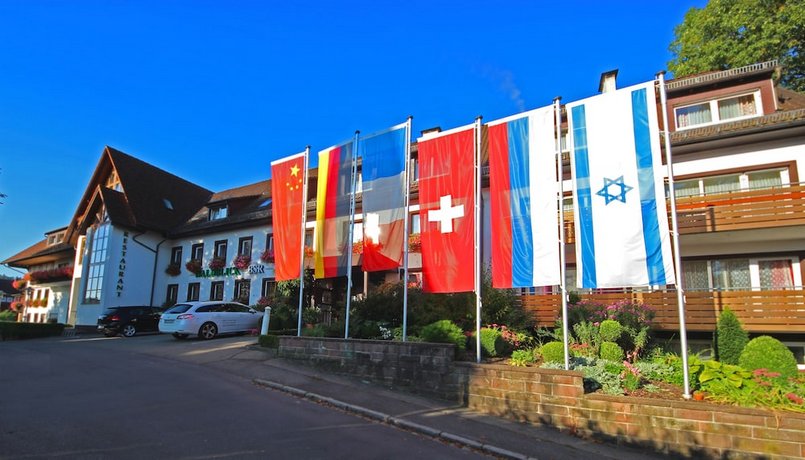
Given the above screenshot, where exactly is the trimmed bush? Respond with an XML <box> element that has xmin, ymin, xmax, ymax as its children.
<box><xmin>715</xmin><ymin>308</ymin><xmax>748</xmax><ymax>365</ymax></box>
<box><xmin>420</xmin><ymin>320</ymin><xmax>466</xmax><ymax>351</ymax></box>
<box><xmin>600</xmin><ymin>341</ymin><xmax>625</xmax><ymax>362</ymax></box>
<box><xmin>599</xmin><ymin>320</ymin><xmax>623</xmax><ymax>342</ymax></box>
<box><xmin>0</xmin><ymin>310</ymin><xmax>17</xmax><ymax>322</ymax></box>
<box><xmin>509</xmin><ymin>349</ymin><xmax>536</xmax><ymax>367</ymax></box>
<box><xmin>0</xmin><ymin>322</ymin><xmax>65</xmax><ymax>341</ymax></box>
<box><xmin>540</xmin><ymin>341</ymin><xmax>566</xmax><ymax>363</ymax></box>
<box><xmin>479</xmin><ymin>327</ymin><xmax>503</xmax><ymax>357</ymax></box>
<box><xmin>739</xmin><ymin>335</ymin><xmax>798</xmax><ymax>379</ymax></box>
<box><xmin>258</xmin><ymin>334</ymin><xmax>279</xmax><ymax>348</ymax></box>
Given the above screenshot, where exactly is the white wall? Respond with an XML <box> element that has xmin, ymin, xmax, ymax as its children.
<box><xmin>153</xmin><ymin>225</ymin><xmax>276</xmax><ymax>306</ymax></box>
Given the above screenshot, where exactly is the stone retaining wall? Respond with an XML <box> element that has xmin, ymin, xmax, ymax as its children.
<box><xmin>278</xmin><ymin>337</ymin><xmax>805</xmax><ymax>459</ymax></box>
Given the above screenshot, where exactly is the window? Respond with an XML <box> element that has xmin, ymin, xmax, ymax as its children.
<box><xmin>166</xmin><ymin>284</ymin><xmax>178</xmax><ymax>305</ymax></box>
<box><xmin>234</xmin><ymin>279</ymin><xmax>251</xmax><ymax>303</ymax></box>
<box><xmin>675</xmin><ymin>92</ymin><xmax>760</xmax><ymax>129</ymax></box>
<box><xmin>187</xmin><ymin>282</ymin><xmax>200</xmax><ymax>301</ymax></box>
<box><xmin>210</xmin><ymin>281</ymin><xmax>224</xmax><ymax>301</ymax></box>
<box><xmin>170</xmin><ymin>246</ymin><xmax>183</xmax><ymax>265</ymax></box>
<box><xmin>261</xmin><ymin>279</ymin><xmax>276</xmax><ymax>299</ymax></box>
<box><xmin>106</xmin><ymin>170</ymin><xmax>121</xmax><ymax>191</ymax></box>
<box><xmin>47</xmin><ymin>232</ymin><xmax>65</xmax><ymax>246</ymax></box>
<box><xmin>259</xmin><ymin>198</ymin><xmax>271</xmax><ymax>208</ymax></box>
<box><xmin>238</xmin><ymin>237</ymin><xmax>253</xmax><ymax>256</ymax></box>
<box><xmin>266</xmin><ymin>234</ymin><xmax>274</xmax><ymax>252</ymax></box>
<box><xmin>209</xmin><ymin>206</ymin><xmax>228</xmax><ymax>221</ymax></box>
<box><xmin>410</xmin><ymin>214</ymin><xmax>420</xmax><ymax>234</ymax></box>
<box><xmin>163</xmin><ymin>198</ymin><xmax>174</xmax><ymax>210</ymax></box>
<box><xmin>674</xmin><ymin>168</ymin><xmax>787</xmax><ymax>199</ymax></box>
<box><xmin>682</xmin><ymin>257</ymin><xmax>801</xmax><ymax>291</ymax></box>
<box><xmin>83</xmin><ymin>224</ymin><xmax>110</xmax><ymax>304</ymax></box>
<box><xmin>191</xmin><ymin>243</ymin><xmax>204</xmax><ymax>261</ymax></box>
<box><xmin>214</xmin><ymin>240</ymin><xmax>228</xmax><ymax>260</ymax></box>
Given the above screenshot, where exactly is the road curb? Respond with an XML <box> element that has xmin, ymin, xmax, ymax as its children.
<box><xmin>253</xmin><ymin>378</ymin><xmax>535</xmax><ymax>460</ymax></box>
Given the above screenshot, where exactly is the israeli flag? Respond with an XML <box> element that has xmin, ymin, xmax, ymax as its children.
<box><xmin>567</xmin><ymin>81</ymin><xmax>675</xmax><ymax>289</ymax></box>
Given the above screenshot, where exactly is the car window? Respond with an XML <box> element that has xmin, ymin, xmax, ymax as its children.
<box><xmin>166</xmin><ymin>304</ymin><xmax>192</xmax><ymax>314</ymax></box>
<box><xmin>228</xmin><ymin>304</ymin><xmax>250</xmax><ymax>313</ymax></box>
<box><xmin>195</xmin><ymin>305</ymin><xmax>215</xmax><ymax>313</ymax></box>
<box><xmin>129</xmin><ymin>308</ymin><xmax>143</xmax><ymax>316</ymax></box>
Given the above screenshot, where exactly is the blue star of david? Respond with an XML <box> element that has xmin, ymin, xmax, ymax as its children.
<box><xmin>596</xmin><ymin>175</ymin><xmax>633</xmax><ymax>205</ymax></box>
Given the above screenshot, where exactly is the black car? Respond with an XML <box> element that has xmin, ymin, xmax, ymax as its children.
<box><xmin>97</xmin><ymin>306</ymin><xmax>162</xmax><ymax>337</ymax></box>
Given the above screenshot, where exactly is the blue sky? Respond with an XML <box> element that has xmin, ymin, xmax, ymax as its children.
<box><xmin>0</xmin><ymin>0</ymin><xmax>707</xmax><ymax>278</ymax></box>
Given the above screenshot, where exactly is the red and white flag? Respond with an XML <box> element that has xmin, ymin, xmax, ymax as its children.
<box><xmin>417</xmin><ymin>124</ymin><xmax>476</xmax><ymax>293</ymax></box>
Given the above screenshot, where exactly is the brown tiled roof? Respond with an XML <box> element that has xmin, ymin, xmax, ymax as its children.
<box><xmin>670</xmin><ymin>108</ymin><xmax>805</xmax><ymax>145</ymax></box>
<box><xmin>100</xmin><ymin>187</ymin><xmax>136</xmax><ymax>228</ymax></box>
<box><xmin>777</xmin><ymin>87</ymin><xmax>805</xmax><ymax>111</ymax></box>
<box><xmin>208</xmin><ymin>180</ymin><xmax>269</xmax><ymax>204</ymax></box>
<box><xmin>2</xmin><ymin>239</ymin><xmax>73</xmax><ymax>266</ymax></box>
<box><xmin>172</xmin><ymin>180</ymin><xmax>272</xmax><ymax>237</ymax></box>
<box><xmin>106</xmin><ymin>147</ymin><xmax>213</xmax><ymax>232</ymax></box>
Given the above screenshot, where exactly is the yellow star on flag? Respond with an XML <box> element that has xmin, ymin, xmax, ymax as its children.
<box><xmin>290</xmin><ymin>164</ymin><xmax>300</xmax><ymax>177</ymax></box>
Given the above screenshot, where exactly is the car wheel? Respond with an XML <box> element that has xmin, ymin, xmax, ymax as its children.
<box><xmin>121</xmin><ymin>324</ymin><xmax>137</xmax><ymax>337</ymax></box>
<box><xmin>198</xmin><ymin>322</ymin><xmax>218</xmax><ymax>340</ymax></box>
<box><xmin>172</xmin><ymin>333</ymin><xmax>189</xmax><ymax>340</ymax></box>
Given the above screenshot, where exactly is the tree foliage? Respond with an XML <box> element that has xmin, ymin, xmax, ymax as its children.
<box><xmin>668</xmin><ymin>0</ymin><xmax>804</xmax><ymax>91</ymax></box>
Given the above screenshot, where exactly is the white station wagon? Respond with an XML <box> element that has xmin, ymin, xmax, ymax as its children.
<box><xmin>159</xmin><ymin>301</ymin><xmax>261</xmax><ymax>340</ymax></box>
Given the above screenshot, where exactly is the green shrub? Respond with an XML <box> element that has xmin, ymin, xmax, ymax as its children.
<box><xmin>257</xmin><ymin>334</ymin><xmax>279</xmax><ymax>348</ymax></box>
<box><xmin>0</xmin><ymin>322</ymin><xmax>65</xmax><ymax>340</ymax></box>
<box><xmin>479</xmin><ymin>327</ymin><xmax>503</xmax><ymax>357</ymax></box>
<box><xmin>509</xmin><ymin>349</ymin><xmax>536</xmax><ymax>367</ymax></box>
<box><xmin>739</xmin><ymin>336</ymin><xmax>799</xmax><ymax>379</ymax></box>
<box><xmin>600</xmin><ymin>341</ymin><xmax>625</xmax><ymax>362</ymax></box>
<box><xmin>599</xmin><ymin>320</ymin><xmax>623</xmax><ymax>342</ymax></box>
<box><xmin>0</xmin><ymin>310</ymin><xmax>17</xmax><ymax>322</ymax></box>
<box><xmin>540</xmin><ymin>341</ymin><xmax>566</xmax><ymax>363</ymax></box>
<box><xmin>715</xmin><ymin>308</ymin><xmax>748</xmax><ymax>365</ymax></box>
<box><xmin>420</xmin><ymin>320</ymin><xmax>466</xmax><ymax>351</ymax></box>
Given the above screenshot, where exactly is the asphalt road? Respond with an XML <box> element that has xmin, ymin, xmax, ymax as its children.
<box><xmin>0</xmin><ymin>333</ymin><xmax>489</xmax><ymax>459</ymax></box>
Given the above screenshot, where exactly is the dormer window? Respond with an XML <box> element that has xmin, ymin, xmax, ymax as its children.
<box><xmin>209</xmin><ymin>206</ymin><xmax>228</xmax><ymax>221</ymax></box>
<box><xmin>163</xmin><ymin>198</ymin><xmax>174</xmax><ymax>210</ymax></box>
<box><xmin>675</xmin><ymin>91</ymin><xmax>761</xmax><ymax>130</ymax></box>
<box><xmin>46</xmin><ymin>231</ymin><xmax>65</xmax><ymax>246</ymax></box>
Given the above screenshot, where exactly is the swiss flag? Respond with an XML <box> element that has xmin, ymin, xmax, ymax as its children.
<box><xmin>417</xmin><ymin>126</ymin><xmax>476</xmax><ymax>293</ymax></box>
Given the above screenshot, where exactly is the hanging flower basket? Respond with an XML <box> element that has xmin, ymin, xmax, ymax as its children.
<box><xmin>233</xmin><ymin>254</ymin><xmax>252</xmax><ymax>270</ymax></box>
<box><xmin>257</xmin><ymin>296</ymin><xmax>271</xmax><ymax>306</ymax></box>
<box><xmin>185</xmin><ymin>259</ymin><xmax>202</xmax><ymax>274</ymax></box>
<box><xmin>27</xmin><ymin>266</ymin><xmax>74</xmax><ymax>283</ymax></box>
<box><xmin>260</xmin><ymin>249</ymin><xmax>275</xmax><ymax>263</ymax></box>
<box><xmin>11</xmin><ymin>279</ymin><xmax>24</xmax><ymax>290</ymax></box>
<box><xmin>304</xmin><ymin>246</ymin><xmax>314</xmax><ymax>258</ymax></box>
<box><xmin>10</xmin><ymin>301</ymin><xmax>23</xmax><ymax>312</ymax></box>
<box><xmin>165</xmin><ymin>263</ymin><xmax>181</xmax><ymax>276</ymax></box>
<box><xmin>209</xmin><ymin>256</ymin><xmax>226</xmax><ymax>270</ymax></box>
<box><xmin>352</xmin><ymin>241</ymin><xmax>363</xmax><ymax>254</ymax></box>
<box><xmin>408</xmin><ymin>233</ymin><xmax>422</xmax><ymax>253</ymax></box>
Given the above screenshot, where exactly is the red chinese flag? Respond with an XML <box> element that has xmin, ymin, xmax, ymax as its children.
<box><xmin>271</xmin><ymin>152</ymin><xmax>306</xmax><ymax>281</ymax></box>
<box><xmin>417</xmin><ymin>126</ymin><xmax>476</xmax><ymax>293</ymax></box>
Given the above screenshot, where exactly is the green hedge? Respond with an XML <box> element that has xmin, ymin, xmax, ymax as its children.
<box><xmin>0</xmin><ymin>321</ymin><xmax>66</xmax><ymax>341</ymax></box>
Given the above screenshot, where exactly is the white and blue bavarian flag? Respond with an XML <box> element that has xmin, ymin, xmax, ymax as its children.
<box><xmin>567</xmin><ymin>81</ymin><xmax>675</xmax><ymax>289</ymax></box>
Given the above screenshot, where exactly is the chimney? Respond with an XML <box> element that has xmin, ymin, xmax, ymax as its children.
<box><xmin>598</xmin><ymin>69</ymin><xmax>619</xmax><ymax>93</ymax></box>
<box><xmin>420</xmin><ymin>126</ymin><xmax>442</xmax><ymax>139</ymax></box>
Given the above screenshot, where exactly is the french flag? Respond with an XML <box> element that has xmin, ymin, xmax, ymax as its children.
<box><xmin>488</xmin><ymin>106</ymin><xmax>561</xmax><ymax>288</ymax></box>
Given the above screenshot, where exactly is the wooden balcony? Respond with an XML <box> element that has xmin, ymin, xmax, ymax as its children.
<box><xmin>562</xmin><ymin>183</ymin><xmax>805</xmax><ymax>243</ymax></box>
<box><xmin>521</xmin><ymin>289</ymin><xmax>805</xmax><ymax>334</ymax></box>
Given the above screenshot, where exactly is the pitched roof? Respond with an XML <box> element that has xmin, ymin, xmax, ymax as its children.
<box><xmin>105</xmin><ymin>146</ymin><xmax>213</xmax><ymax>232</ymax></box>
<box><xmin>2</xmin><ymin>238</ymin><xmax>73</xmax><ymax>266</ymax></box>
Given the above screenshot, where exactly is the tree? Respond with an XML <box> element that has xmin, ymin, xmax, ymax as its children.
<box><xmin>668</xmin><ymin>0</ymin><xmax>804</xmax><ymax>91</ymax></box>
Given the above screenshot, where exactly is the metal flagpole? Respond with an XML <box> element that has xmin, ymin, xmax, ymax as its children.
<box><xmin>554</xmin><ymin>97</ymin><xmax>570</xmax><ymax>371</ymax></box>
<box><xmin>474</xmin><ymin>116</ymin><xmax>483</xmax><ymax>364</ymax></box>
<box><xmin>296</xmin><ymin>146</ymin><xmax>310</xmax><ymax>337</ymax></box>
<box><xmin>402</xmin><ymin>116</ymin><xmax>412</xmax><ymax>342</ymax></box>
<box><xmin>657</xmin><ymin>71</ymin><xmax>691</xmax><ymax>399</ymax></box>
<box><xmin>344</xmin><ymin>131</ymin><xmax>360</xmax><ymax>339</ymax></box>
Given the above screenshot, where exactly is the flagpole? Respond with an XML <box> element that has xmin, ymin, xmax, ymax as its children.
<box><xmin>474</xmin><ymin>116</ymin><xmax>483</xmax><ymax>364</ymax></box>
<box><xmin>402</xmin><ymin>116</ymin><xmax>412</xmax><ymax>342</ymax></box>
<box><xmin>344</xmin><ymin>131</ymin><xmax>359</xmax><ymax>339</ymax></box>
<box><xmin>296</xmin><ymin>147</ymin><xmax>310</xmax><ymax>337</ymax></box>
<box><xmin>553</xmin><ymin>97</ymin><xmax>570</xmax><ymax>371</ymax></box>
<box><xmin>657</xmin><ymin>71</ymin><xmax>691</xmax><ymax>399</ymax></box>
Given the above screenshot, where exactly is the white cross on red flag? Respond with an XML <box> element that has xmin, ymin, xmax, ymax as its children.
<box><xmin>417</xmin><ymin>125</ymin><xmax>476</xmax><ymax>293</ymax></box>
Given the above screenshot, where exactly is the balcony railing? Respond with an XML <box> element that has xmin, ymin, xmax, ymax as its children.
<box><xmin>521</xmin><ymin>289</ymin><xmax>805</xmax><ymax>333</ymax></box>
<box><xmin>561</xmin><ymin>183</ymin><xmax>805</xmax><ymax>243</ymax></box>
